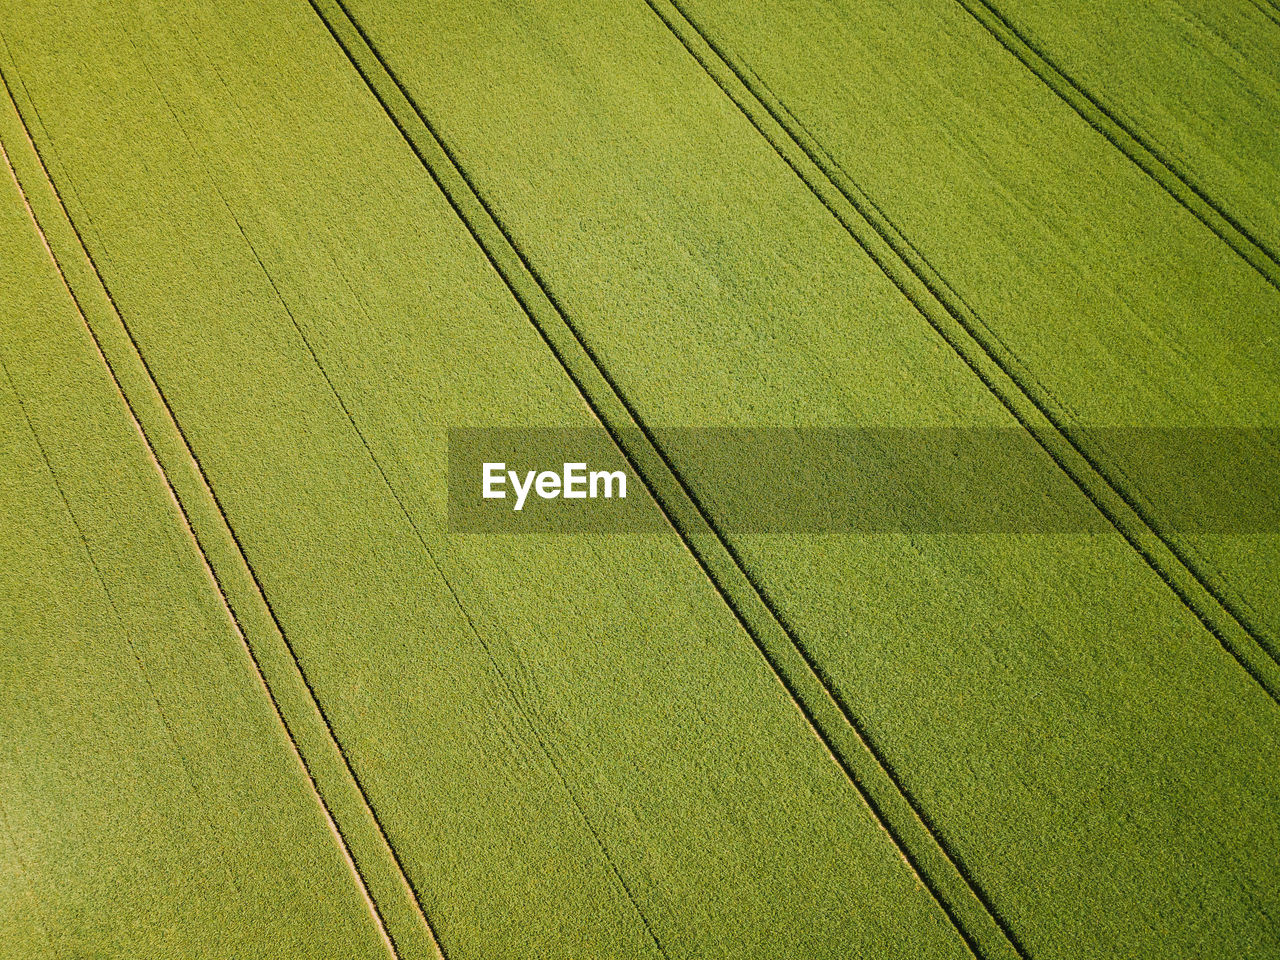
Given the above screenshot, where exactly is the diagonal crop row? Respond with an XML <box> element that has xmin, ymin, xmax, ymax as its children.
<box><xmin>642</xmin><ymin>0</ymin><xmax>1280</xmax><ymax>708</ymax></box>
<box><xmin>233</xmin><ymin>130</ymin><xmax>671</xmax><ymax>960</ymax></box>
<box><xmin>0</xmin><ymin>351</ymin><xmax>264</xmax><ymax>913</ymax></box>
<box><xmin>123</xmin><ymin>15</ymin><xmax>670</xmax><ymax>957</ymax></box>
<box><xmin>0</xmin><ymin>58</ymin><xmax>443</xmax><ymax>960</ymax></box>
<box><xmin>1244</xmin><ymin>0</ymin><xmax>1280</xmax><ymax>29</ymax></box>
<box><xmin>305</xmin><ymin>1</ymin><xmax>1030</xmax><ymax>958</ymax></box>
<box><xmin>952</xmin><ymin>0</ymin><xmax>1280</xmax><ymax>293</ymax></box>
<box><xmin>760</xmin><ymin>66</ymin><xmax>1280</xmax><ymax>664</ymax></box>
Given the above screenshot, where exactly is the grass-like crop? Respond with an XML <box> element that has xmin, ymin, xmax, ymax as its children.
<box><xmin>0</xmin><ymin>0</ymin><xmax>1276</xmax><ymax>958</ymax></box>
<box><xmin>0</xmin><ymin>136</ymin><xmax>392</xmax><ymax>959</ymax></box>
<box><xmin>1</xmin><ymin>2</ymin><xmax>978</xmax><ymax>957</ymax></box>
<box><xmin>962</xmin><ymin>0</ymin><xmax>1280</xmax><ymax>275</ymax></box>
<box><xmin>659</xmin><ymin>0</ymin><xmax>1280</xmax><ymax>665</ymax></box>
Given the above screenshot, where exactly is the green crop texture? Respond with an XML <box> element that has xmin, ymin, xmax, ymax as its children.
<box><xmin>0</xmin><ymin>1</ymin><xmax>1276</xmax><ymax>958</ymax></box>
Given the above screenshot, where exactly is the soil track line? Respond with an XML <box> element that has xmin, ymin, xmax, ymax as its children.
<box><xmin>225</xmin><ymin>179</ymin><xmax>670</xmax><ymax>960</ymax></box>
<box><xmin>0</xmin><ymin>61</ymin><xmax>440</xmax><ymax>960</ymax></box>
<box><xmin>0</xmin><ymin>80</ymin><xmax>404</xmax><ymax>960</ymax></box>
<box><xmin>307</xmin><ymin>1</ymin><xmax>1023</xmax><ymax>957</ymax></box>
<box><xmin>953</xmin><ymin>0</ymin><xmax>1280</xmax><ymax>292</ymax></box>
<box><xmin>1244</xmin><ymin>0</ymin><xmax>1280</xmax><ymax>29</ymax></box>
<box><xmin>0</xmin><ymin>351</ymin><xmax>256</xmax><ymax>911</ymax></box>
<box><xmin>644</xmin><ymin>0</ymin><xmax>1280</xmax><ymax>707</ymax></box>
<box><xmin>109</xmin><ymin>22</ymin><xmax>667</xmax><ymax>953</ymax></box>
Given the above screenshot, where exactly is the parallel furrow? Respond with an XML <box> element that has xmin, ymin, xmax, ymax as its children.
<box><xmin>953</xmin><ymin>0</ymin><xmax>1280</xmax><ymax>292</ymax></box>
<box><xmin>1244</xmin><ymin>0</ymin><xmax>1280</xmax><ymax>29</ymax></box>
<box><xmin>643</xmin><ymin>0</ymin><xmax>1280</xmax><ymax>704</ymax></box>
<box><xmin>307</xmin><ymin>1</ymin><xmax>1025</xmax><ymax>958</ymax></box>
<box><xmin>0</xmin><ymin>58</ymin><xmax>444</xmax><ymax>960</ymax></box>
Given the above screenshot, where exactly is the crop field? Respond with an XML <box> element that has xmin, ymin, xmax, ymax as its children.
<box><xmin>0</xmin><ymin>0</ymin><xmax>1277</xmax><ymax>958</ymax></box>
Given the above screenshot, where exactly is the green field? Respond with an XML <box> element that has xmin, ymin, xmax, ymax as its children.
<box><xmin>1</xmin><ymin>1</ymin><xmax>1277</xmax><ymax>958</ymax></box>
